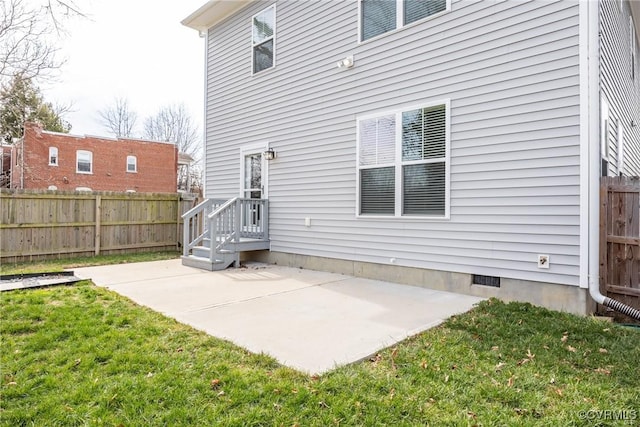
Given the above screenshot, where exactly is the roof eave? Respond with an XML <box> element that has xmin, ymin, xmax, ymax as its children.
<box><xmin>632</xmin><ymin>1</ymin><xmax>640</xmax><ymax>39</ymax></box>
<box><xmin>181</xmin><ymin>0</ymin><xmax>255</xmax><ymax>33</ymax></box>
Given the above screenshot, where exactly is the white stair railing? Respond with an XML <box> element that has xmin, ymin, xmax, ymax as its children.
<box><xmin>181</xmin><ymin>198</ymin><xmax>226</xmax><ymax>257</ymax></box>
<box><xmin>183</xmin><ymin>198</ymin><xmax>270</xmax><ymax>261</ymax></box>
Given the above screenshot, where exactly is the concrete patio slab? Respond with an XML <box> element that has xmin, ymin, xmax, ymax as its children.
<box><xmin>74</xmin><ymin>259</ymin><xmax>483</xmax><ymax>374</ymax></box>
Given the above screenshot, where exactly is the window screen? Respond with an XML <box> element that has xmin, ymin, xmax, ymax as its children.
<box><xmin>402</xmin><ymin>105</ymin><xmax>446</xmax><ymax>161</ymax></box>
<box><xmin>404</xmin><ymin>0</ymin><xmax>447</xmax><ymax>25</ymax></box>
<box><xmin>362</xmin><ymin>0</ymin><xmax>397</xmax><ymax>41</ymax></box>
<box><xmin>360</xmin><ymin>167</ymin><xmax>395</xmax><ymax>214</ymax></box>
<box><xmin>252</xmin><ymin>6</ymin><xmax>275</xmax><ymax>73</ymax></box>
<box><xmin>357</xmin><ymin>102</ymin><xmax>448</xmax><ymax>217</ymax></box>
<box><xmin>359</xmin><ymin>115</ymin><xmax>396</xmax><ymax>166</ymax></box>
<box><xmin>403</xmin><ymin>162</ymin><xmax>445</xmax><ymax>215</ymax></box>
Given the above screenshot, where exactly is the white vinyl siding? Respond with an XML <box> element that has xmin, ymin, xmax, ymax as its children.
<box><xmin>617</xmin><ymin>122</ymin><xmax>624</xmax><ymax>175</ymax></box>
<box><xmin>126</xmin><ymin>155</ymin><xmax>137</xmax><ymax>173</ymax></box>
<box><xmin>599</xmin><ymin>0</ymin><xmax>640</xmax><ymax>176</ymax></box>
<box><xmin>600</xmin><ymin>95</ymin><xmax>610</xmax><ymax>176</ymax></box>
<box><xmin>252</xmin><ymin>5</ymin><xmax>276</xmax><ymax>74</ymax></box>
<box><xmin>360</xmin><ymin>0</ymin><xmax>449</xmax><ymax>41</ymax></box>
<box><xmin>204</xmin><ymin>0</ymin><xmax>583</xmax><ymax>286</ymax></box>
<box><xmin>48</xmin><ymin>147</ymin><xmax>58</xmax><ymax>166</ymax></box>
<box><xmin>76</xmin><ymin>150</ymin><xmax>92</xmax><ymax>174</ymax></box>
<box><xmin>358</xmin><ymin>102</ymin><xmax>449</xmax><ymax>217</ymax></box>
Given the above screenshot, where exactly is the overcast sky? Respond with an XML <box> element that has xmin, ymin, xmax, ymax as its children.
<box><xmin>42</xmin><ymin>0</ymin><xmax>206</xmax><ymax>138</ymax></box>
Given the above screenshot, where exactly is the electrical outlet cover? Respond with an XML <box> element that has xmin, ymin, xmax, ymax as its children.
<box><xmin>537</xmin><ymin>254</ymin><xmax>550</xmax><ymax>269</ymax></box>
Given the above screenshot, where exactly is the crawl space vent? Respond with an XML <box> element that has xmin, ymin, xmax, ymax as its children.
<box><xmin>472</xmin><ymin>274</ymin><xmax>501</xmax><ymax>288</ymax></box>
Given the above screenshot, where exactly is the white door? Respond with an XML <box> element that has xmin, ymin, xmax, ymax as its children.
<box><xmin>243</xmin><ymin>152</ymin><xmax>263</xmax><ymax>199</ymax></box>
<box><xmin>241</xmin><ymin>150</ymin><xmax>266</xmax><ymax>229</ymax></box>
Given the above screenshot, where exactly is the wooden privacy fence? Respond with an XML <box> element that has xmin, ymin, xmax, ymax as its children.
<box><xmin>600</xmin><ymin>176</ymin><xmax>640</xmax><ymax>317</ymax></box>
<box><xmin>0</xmin><ymin>189</ymin><xmax>199</xmax><ymax>262</ymax></box>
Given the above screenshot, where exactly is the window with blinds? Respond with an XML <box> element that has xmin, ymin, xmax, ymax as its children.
<box><xmin>361</xmin><ymin>0</ymin><xmax>397</xmax><ymax>41</ymax></box>
<box><xmin>358</xmin><ymin>102</ymin><xmax>448</xmax><ymax>217</ymax></box>
<box><xmin>401</xmin><ymin>105</ymin><xmax>446</xmax><ymax>215</ymax></box>
<box><xmin>76</xmin><ymin>150</ymin><xmax>93</xmax><ymax>174</ymax></box>
<box><xmin>252</xmin><ymin>5</ymin><xmax>275</xmax><ymax>74</ymax></box>
<box><xmin>361</xmin><ymin>0</ymin><xmax>448</xmax><ymax>41</ymax></box>
<box><xmin>359</xmin><ymin>115</ymin><xmax>396</xmax><ymax>214</ymax></box>
<box><xmin>404</xmin><ymin>0</ymin><xmax>447</xmax><ymax>25</ymax></box>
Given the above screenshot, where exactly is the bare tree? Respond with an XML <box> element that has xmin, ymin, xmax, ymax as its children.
<box><xmin>97</xmin><ymin>97</ymin><xmax>138</xmax><ymax>138</ymax></box>
<box><xmin>0</xmin><ymin>0</ymin><xmax>84</xmax><ymax>83</ymax></box>
<box><xmin>143</xmin><ymin>103</ymin><xmax>202</xmax><ymax>193</ymax></box>
<box><xmin>143</xmin><ymin>103</ymin><xmax>200</xmax><ymax>159</ymax></box>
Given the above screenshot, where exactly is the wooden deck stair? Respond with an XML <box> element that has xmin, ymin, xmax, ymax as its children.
<box><xmin>181</xmin><ymin>198</ymin><xmax>269</xmax><ymax>271</ymax></box>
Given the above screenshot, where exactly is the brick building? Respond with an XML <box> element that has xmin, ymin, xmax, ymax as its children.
<box><xmin>10</xmin><ymin>122</ymin><xmax>178</xmax><ymax>193</ymax></box>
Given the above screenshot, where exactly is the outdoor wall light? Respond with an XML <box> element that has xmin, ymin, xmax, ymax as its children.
<box><xmin>263</xmin><ymin>148</ymin><xmax>276</xmax><ymax>160</ymax></box>
<box><xmin>336</xmin><ymin>55</ymin><xmax>354</xmax><ymax>69</ymax></box>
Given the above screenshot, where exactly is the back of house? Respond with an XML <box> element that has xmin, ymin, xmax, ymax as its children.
<box><xmin>183</xmin><ymin>0</ymin><xmax>640</xmax><ymax>315</ymax></box>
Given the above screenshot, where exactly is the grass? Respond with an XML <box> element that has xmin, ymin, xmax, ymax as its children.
<box><xmin>0</xmin><ymin>251</ymin><xmax>179</xmax><ymax>275</ymax></box>
<box><xmin>2</xmin><ymin>274</ymin><xmax>638</xmax><ymax>426</ymax></box>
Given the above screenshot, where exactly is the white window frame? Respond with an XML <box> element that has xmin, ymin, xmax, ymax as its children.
<box><xmin>358</xmin><ymin>0</ymin><xmax>451</xmax><ymax>43</ymax></box>
<box><xmin>126</xmin><ymin>155</ymin><xmax>137</xmax><ymax>173</ymax></box>
<box><xmin>251</xmin><ymin>4</ymin><xmax>276</xmax><ymax>75</ymax></box>
<box><xmin>48</xmin><ymin>147</ymin><xmax>58</xmax><ymax>166</ymax></box>
<box><xmin>76</xmin><ymin>150</ymin><xmax>93</xmax><ymax>174</ymax></box>
<box><xmin>631</xmin><ymin>16</ymin><xmax>637</xmax><ymax>81</ymax></box>
<box><xmin>356</xmin><ymin>99</ymin><xmax>451</xmax><ymax>220</ymax></box>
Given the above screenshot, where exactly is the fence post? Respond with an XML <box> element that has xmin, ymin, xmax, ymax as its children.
<box><xmin>176</xmin><ymin>195</ymin><xmax>181</xmax><ymax>252</ymax></box>
<box><xmin>95</xmin><ymin>195</ymin><xmax>102</xmax><ymax>255</ymax></box>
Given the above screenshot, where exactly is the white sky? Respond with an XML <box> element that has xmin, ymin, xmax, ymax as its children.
<box><xmin>42</xmin><ymin>0</ymin><xmax>206</xmax><ymax>138</ymax></box>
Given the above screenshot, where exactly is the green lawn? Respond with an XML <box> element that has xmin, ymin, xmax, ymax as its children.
<box><xmin>1</xmin><ymin>263</ymin><xmax>638</xmax><ymax>425</ymax></box>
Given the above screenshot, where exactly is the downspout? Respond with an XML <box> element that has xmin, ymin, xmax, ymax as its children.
<box><xmin>586</xmin><ymin>0</ymin><xmax>640</xmax><ymax>321</ymax></box>
<box><xmin>201</xmin><ymin>29</ymin><xmax>208</xmax><ymax>198</ymax></box>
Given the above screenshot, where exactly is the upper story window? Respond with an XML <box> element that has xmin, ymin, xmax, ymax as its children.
<box><xmin>76</xmin><ymin>150</ymin><xmax>93</xmax><ymax>174</ymax></box>
<box><xmin>252</xmin><ymin>5</ymin><xmax>276</xmax><ymax>74</ymax></box>
<box><xmin>360</xmin><ymin>0</ymin><xmax>448</xmax><ymax>42</ymax></box>
<box><xmin>357</xmin><ymin>100</ymin><xmax>449</xmax><ymax>218</ymax></box>
<box><xmin>126</xmin><ymin>155</ymin><xmax>137</xmax><ymax>173</ymax></box>
<box><xmin>48</xmin><ymin>147</ymin><xmax>58</xmax><ymax>166</ymax></box>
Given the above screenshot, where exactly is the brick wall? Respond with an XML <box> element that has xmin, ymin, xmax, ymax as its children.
<box><xmin>14</xmin><ymin>122</ymin><xmax>178</xmax><ymax>193</ymax></box>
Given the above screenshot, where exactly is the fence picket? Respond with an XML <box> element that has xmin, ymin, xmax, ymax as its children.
<box><xmin>600</xmin><ymin>176</ymin><xmax>640</xmax><ymax>319</ymax></box>
<box><xmin>0</xmin><ymin>189</ymin><xmax>197</xmax><ymax>262</ymax></box>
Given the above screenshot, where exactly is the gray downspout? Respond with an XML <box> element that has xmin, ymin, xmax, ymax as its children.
<box><xmin>587</xmin><ymin>0</ymin><xmax>640</xmax><ymax>321</ymax></box>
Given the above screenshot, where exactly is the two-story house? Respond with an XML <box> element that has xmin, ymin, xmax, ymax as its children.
<box><xmin>10</xmin><ymin>122</ymin><xmax>179</xmax><ymax>193</ymax></box>
<box><xmin>181</xmin><ymin>0</ymin><xmax>640</xmax><ymax>318</ymax></box>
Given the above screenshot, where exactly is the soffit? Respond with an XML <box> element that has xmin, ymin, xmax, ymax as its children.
<box><xmin>631</xmin><ymin>1</ymin><xmax>640</xmax><ymax>37</ymax></box>
<box><xmin>182</xmin><ymin>0</ymin><xmax>255</xmax><ymax>33</ymax></box>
